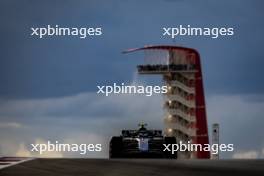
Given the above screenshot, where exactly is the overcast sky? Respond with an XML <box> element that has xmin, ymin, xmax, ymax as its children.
<box><xmin>0</xmin><ymin>0</ymin><xmax>264</xmax><ymax>159</ymax></box>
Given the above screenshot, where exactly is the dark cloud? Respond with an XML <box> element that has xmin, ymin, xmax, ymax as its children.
<box><xmin>0</xmin><ymin>0</ymin><xmax>264</xmax><ymax>98</ymax></box>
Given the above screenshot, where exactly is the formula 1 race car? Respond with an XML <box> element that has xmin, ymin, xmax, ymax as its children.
<box><xmin>109</xmin><ymin>123</ymin><xmax>177</xmax><ymax>158</ymax></box>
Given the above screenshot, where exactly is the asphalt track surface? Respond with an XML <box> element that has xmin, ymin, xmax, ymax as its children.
<box><xmin>0</xmin><ymin>159</ymin><xmax>264</xmax><ymax>176</ymax></box>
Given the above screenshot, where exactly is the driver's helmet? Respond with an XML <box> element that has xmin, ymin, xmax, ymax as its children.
<box><xmin>138</xmin><ymin>123</ymin><xmax>147</xmax><ymax>131</ymax></box>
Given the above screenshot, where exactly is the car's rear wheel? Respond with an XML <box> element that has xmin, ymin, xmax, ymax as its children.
<box><xmin>163</xmin><ymin>137</ymin><xmax>177</xmax><ymax>159</ymax></box>
<box><xmin>109</xmin><ymin>136</ymin><xmax>123</xmax><ymax>158</ymax></box>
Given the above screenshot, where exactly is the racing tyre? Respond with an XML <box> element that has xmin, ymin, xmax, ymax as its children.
<box><xmin>163</xmin><ymin>137</ymin><xmax>177</xmax><ymax>159</ymax></box>
<box><xmin>109</xmin><ymin>137</ymin><xmax>123</xmax><ymax>158</ymax></box>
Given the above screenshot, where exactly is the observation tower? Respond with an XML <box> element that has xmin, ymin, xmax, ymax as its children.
<box><xmin>124</xmin><ymin>45</ymin><xmax>210</xmax><ymax>159</ymax></box>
